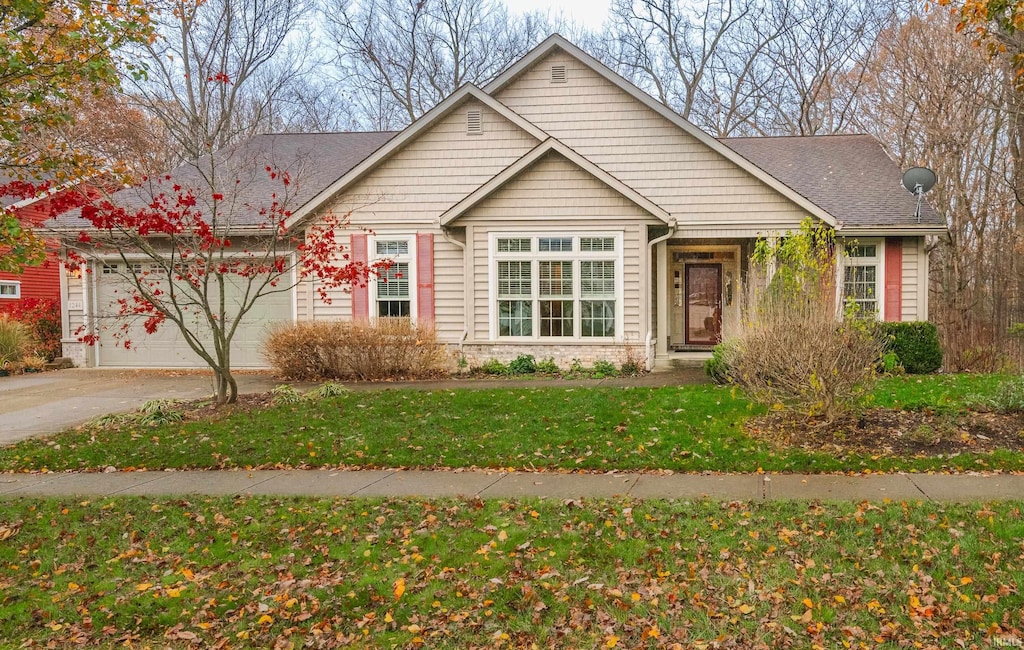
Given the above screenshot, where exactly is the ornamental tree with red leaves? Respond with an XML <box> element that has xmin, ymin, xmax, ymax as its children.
<box><xmin>57</xmin><ymin>167</ymin><xmax>387</xmax><ymax>405</ymax></box>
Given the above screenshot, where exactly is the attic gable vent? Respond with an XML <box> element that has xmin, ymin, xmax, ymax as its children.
<box><xmin>551</xmin><ymin>64</ymin><xmax>567</xmax><ymax>83</ymax></box>
<box><xmin>466</xmin><ymin>109</ymin><xmax>483</xmax><ymax>135</ymax></box>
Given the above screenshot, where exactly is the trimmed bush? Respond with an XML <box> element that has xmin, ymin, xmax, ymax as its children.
<box><xmin>263</xmin><ymin>318</ymin><xmax>452</xmax><ymax>381</ymax></box>
<box><xmin>875</xmin><ymin>322</ymin><xmax>942</xmax><ymax>374</ymax></box>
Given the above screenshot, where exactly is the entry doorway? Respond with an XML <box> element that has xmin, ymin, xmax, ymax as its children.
<box><xmin>684</xmin><ymin>263</ymin><xmax>722</xmax><ymax>345</ymax></box>
<box><xmin>667</xmin><ymin>245</ymin><xmax>740</xmax><ymax>351</ymax></box>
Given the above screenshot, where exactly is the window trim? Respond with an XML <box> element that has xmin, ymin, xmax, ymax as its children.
<box><xmin>839</xmin><ymin>237</ymin><xmax>885</xmax><ymax>320</ymax></box>
<box><xmin>368</xmin><ymin>233</ymin><xmax>417</xmax><ymax>321</ymax></box>
<box><xmin>488</xmin><ymin>232</ymin><xmax>624</xmax><ymax>342</ymax></box>
<box><xmin>0</xmin><ymin>280</ymin><xmax>21</xmax><ymax>299</ymax></box>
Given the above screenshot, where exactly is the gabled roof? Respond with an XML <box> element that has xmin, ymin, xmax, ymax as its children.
<box><xmin>47</xmin><ymin>131</ymin><xmax>396</xmax><ymax>230</ymax></box>
<box><xmin>284</xmin><ymin>85</ymin><xmax>549</xmax><ymax>229</ymax></box>
<box><xmin>484</xmin><ymin>34</ymin><xmax>843</xmax><ymax>228</ymax></box>
<box><xmin>723</xmin><ymin>135</ymin><xmax>947</xmax><ymax>234</ymax></box>
<box><xmin>438</xmin><ymin>138</ymin><xmax>672</xmax><ymax>225</ymax></box>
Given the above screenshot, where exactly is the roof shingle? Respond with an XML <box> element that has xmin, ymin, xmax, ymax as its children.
<box><xmin>721</xmin><ymin>134</ymin><xmax>944</xmax><ymax>230</ymax></box>
<box><xmin>47</xmin><ymin>131</ymin><xmax>396</xmax><ymax>229</ymax></box>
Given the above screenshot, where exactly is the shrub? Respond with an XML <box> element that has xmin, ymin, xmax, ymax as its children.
<box><xmin>535</xmin><ymin>357</ymin><xmax>560</xmax><ymax>374</ymax></box>
<box><xmin>0</xmin><ymin>316</ymin><xmax>30</xmax><ymax>366</ymax></box>
<box><xmin>704</xmin><ymin>340</ymin><xmax>739</xmax><ymax>385</ymax></box>
<box><xmin>270</xmin><ymin>384</ymin><xmax>304</xmax><ymax>405</ymax></box>
<box><xmin>478</xmin><ymin>359</ymin><xmax>509</xmax><ymax>375</ymax></box>
<box><xmin>0</xmin><ymin>298</ymin><xmax>61</xmax><ymax>361</ymax></box>
<box><xmin>620</xmin><ymin>341</ymin><xmax>645</xmax><ymax>377</ymax></box>
<box><xmin>592</xmin><ymin>359</ymin><xmax>618</xmax><ymax>377</ymax></box>
<box><xmin>263</xmin><ymin>318</ymin><xmax>452</xmax><ymax>381</ymax></box>
<box><xmin>737</xmin><ymin>220</ymin><xmax>884</xmax><ymax>421</ymax></box>
<box><xmin>305</xmin><ymin>381</ymin><xmax>349</xmax><ymax>400</ymax></box>
<box><xmin>507</xmin><ymin>354</ymin><xmax>537</xmax><ymax>375</ymax></box>
<box><xmin>874</xmin><ymin>321</ymin><xmax>943</xmax><ymax>374</ymax></box>
<box><xmin>734</xmin><ymin>312</ymin><xmax>883</xmax><ymax>421</ymax></box>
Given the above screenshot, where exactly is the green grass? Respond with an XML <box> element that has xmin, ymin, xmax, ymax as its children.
<box><xmin>2</xmin><ymin>374</ymin><xmax>1022</xmax><ymax>474</ymax></box>
<box><xmin>0</xmin><ymin>497</ymin><xmax>1020</xmax><ymax>648</ymax></box>
<box><xmin>871</xmin><ymin>373</ymin><xmax>1012</xmax><ymax>411</ymax></box>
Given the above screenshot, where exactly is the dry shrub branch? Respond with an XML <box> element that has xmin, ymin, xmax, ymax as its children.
<box><xmin>732</xmin><ymin>220</ymin><xmax>883</xmax><ymax>422</ymax></box>
<box><xmin>263</xmin><ymin>318</ymin><xmax>452</xmax><ymax>380</ymax></box>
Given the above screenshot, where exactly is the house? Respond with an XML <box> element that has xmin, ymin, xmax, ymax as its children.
<box><xmin>0</xmin><ymin>174</ymin><xmax>71</xmax><ymax>310</ymax></box>
<box><xmin>54</xmin><ymin>35</ymin><xmax>947</xmax><ymax>370</ymax></box>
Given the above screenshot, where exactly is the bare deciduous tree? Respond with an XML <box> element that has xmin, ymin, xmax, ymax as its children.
<box><xmin>599</xmin><ymin>0</ymin><xmax>899</xmax><ymax>136</ymax></box>
<box><xmin>128</xmin><ymin>0</ymin><xmax>319</xmax><ymax>162</ymax></box>
<box><xmin>322</xmin><ymin>0</ymin><xmax>551</xmax><ymax>129</ymax></box>
<box><xmin>857</xmin><ymin>11</ymin><xmax>1020</xmax><ymax>370</ymax></box>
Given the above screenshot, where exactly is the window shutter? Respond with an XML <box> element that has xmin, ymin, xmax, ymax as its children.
<box><xmin>884</xmin><ymin>238</ymin><xmax>902</xmax><ymax>322</ymax></box>
<box><xmin>351</xmin><ymin>233</ymin><xmax>369</xmax><ymax>319</ymax></box>
<box><xmin>416</xmin><ymin>232</ymin><xmax>435</xmax><ymax>323</ymax></box>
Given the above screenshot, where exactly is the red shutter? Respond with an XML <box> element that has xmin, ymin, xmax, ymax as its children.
<box><xmin>884</xmin><ymin>237</ymin><xmax>902</xmax><ymax>322</ymax></box>
<box><xmin>351</xmin><ymin>233</ymin><xmax>369</xmax><ymax>320</ymax></box>
<box><xmin>416</xmin><ymin>233</ymin><xmax>435</xmax><ymax>323</ymax></box>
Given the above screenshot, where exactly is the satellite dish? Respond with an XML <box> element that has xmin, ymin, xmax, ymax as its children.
<box><xmin>902</xmin><ymin>167</ymin><xmax>937</xmax><ymax>194</ymax></box>
<box><xmin>901</xmin><ymin>167</ymin><xmax>937</xmax><ymax>224</ymax></box>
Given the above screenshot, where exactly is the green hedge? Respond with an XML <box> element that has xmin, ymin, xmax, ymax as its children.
<box><xmin>875</xmin><ymin>321</ymin><xmax>943</xmax><ymax>374</ymax></box>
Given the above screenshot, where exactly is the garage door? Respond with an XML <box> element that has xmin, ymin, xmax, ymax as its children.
<box><xmin>94</xmin><ymin>263</ymin><xmax>292</xmax><ymax>368</ymax></box>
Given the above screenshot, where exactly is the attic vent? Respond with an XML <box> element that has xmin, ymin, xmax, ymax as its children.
<box><xmin>551</xmin><ymin>64</ymin><xmax>567</xmax><ymax>83</ymax></box>
<box><xmin>467</xmin><ymin>109</ymin><xmax>483</xmax><ymax>135</ymax></box>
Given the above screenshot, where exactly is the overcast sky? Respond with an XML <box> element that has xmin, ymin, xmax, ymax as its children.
<box><xmin>504</xmin><ymin>0</ymin><xmax>612</xmax><ymax>30</ymax></box>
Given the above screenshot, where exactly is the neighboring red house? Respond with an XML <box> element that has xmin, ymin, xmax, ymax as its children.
<box><xmin>0</xmin><ymin>177</ymin><xmax>66</xmax><ymax>308</ymax></box>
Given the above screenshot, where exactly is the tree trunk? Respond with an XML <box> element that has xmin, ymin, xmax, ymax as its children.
<box><xmin>213</xmin><ymin>369</ymin><xmax>238</xmax><ymax>405</ymax></box>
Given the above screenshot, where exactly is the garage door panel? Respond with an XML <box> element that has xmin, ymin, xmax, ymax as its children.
<box><xmin>95</xmin><ymin>267</ymin><xmax>291</xmax><ymax>368</ymax></box>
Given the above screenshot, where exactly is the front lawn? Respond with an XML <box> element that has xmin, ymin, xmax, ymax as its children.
<box><xmin>1</xmin><ymin>374</ymin><xmax>1021</xmax><ymax>474</ymax></box>
<box><xmin>1</xmin><ymin>497</ymin><xmax>1020</xmax><ymax>648</ymax></box>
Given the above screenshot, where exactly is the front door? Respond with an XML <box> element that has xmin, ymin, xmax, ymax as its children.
<box><xmin>684</xmin><ymin>264</ymin><xmax>722</xmax><ymax>346</ymax></box>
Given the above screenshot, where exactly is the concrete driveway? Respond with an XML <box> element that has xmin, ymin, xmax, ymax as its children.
<box><xmin>0</xmin><ymin>369</ymin><xmax>287</xmax><ymax>444</ymax></box>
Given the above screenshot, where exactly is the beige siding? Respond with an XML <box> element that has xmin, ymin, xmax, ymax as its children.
<box><xmin>902</xmin><ymin>236</ymin><xmax>923</xmax><ymax>321</ymax></box>
<box><xmin>495</xmin><ymin>51</ymin><xmax>811</xmax><ymax>227</ymax></box>
<box><xmin>456</xmin><ymin>153</ymin><xmax>666</xmax><ymax>223</ymax></box>
<box><xmin>433</xmin><ymin>234</ymin><xmax>466</xmax><ymax>340</ymax></box>
<box><xmin>308</xmin><ymin>230</ymin><xmax>467</xmax><ymax>343</ymax></box>
<box><xmin>305</xmin><ymin>98</ymin><xmax>538</xmax><ymax>341</ymax></box>
<box><xmin>324</xmin><ymin>98</ymin><xmax>539</xmax><ymax>228</ymax></box>
<box><xmin>462</xmin><ymin>154</ymin><xmax>658</xmax><ymax>343</ymax></box>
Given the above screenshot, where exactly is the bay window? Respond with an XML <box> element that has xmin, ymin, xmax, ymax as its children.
<box><xmin>493</xmin><ymin>233</ymin><xmax>620</xmax><ymax>339</ymax></box>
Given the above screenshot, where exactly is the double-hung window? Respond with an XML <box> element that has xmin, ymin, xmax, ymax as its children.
<box><xmin>0</xmin><ymin>280</ymin><xmax>19</xmax><ymax>299</ymax></box>
<box><xmin>372</xmin><ymin>236</ymin><xmax>414</xmax><ymax>318</ymax></box>
<box><xmin>493</xmin><ymin>234</ymin><xmax>620</xmax><ymax>339</ymax></box>
<box><xmin>843</xmin><ymin>241</ymin><xmax>881</xmax><ymax>317</ymax></box>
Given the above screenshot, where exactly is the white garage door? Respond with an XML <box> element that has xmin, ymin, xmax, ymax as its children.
<box><xmin>94</xmin><ymin>263</ymin><xmax>292</xmax><ymax>368</ymax></box>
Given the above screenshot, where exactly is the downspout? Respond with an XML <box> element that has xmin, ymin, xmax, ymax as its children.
<box><xmin>645</xmin><ymin>218</ymin><xmax>677</xmax><ymax>371</ymax></box>
<box><xmin>440</xmin><ymin>223</ymin><xmax>469</xmax><ymax>355</ymax></box>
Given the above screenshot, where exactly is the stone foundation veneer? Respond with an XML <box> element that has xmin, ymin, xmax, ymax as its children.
<box><xmin>460</xmin><ymin>343</ymin><xmax>645</xmax><ymax>370</ymax></box>
<box><xmin>60</xmin><ymin>340</ymin><xmax>87</xmax><ymax>368</ymax></box>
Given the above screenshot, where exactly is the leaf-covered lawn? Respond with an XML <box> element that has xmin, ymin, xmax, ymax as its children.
<box><xmin>2</xmin><ymin>375</ymin><xmax>1022</xmax><ymax>474</ymax></box>
<box><xmin>0</xmin><ymin>497</ymin><xmax>1021</xmax><ymax>648</ymax></box>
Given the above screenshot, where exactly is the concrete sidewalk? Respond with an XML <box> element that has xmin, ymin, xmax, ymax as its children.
<box><xmin>1</xmin><ymin>469</ymin><xmax>1022</xmax><ymax>501</ymax></box>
